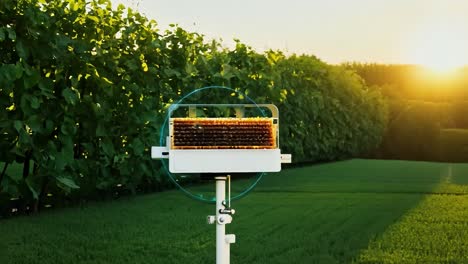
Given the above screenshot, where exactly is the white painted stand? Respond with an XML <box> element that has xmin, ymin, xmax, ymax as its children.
<box><xmin>208</xmin><ymin>176</ymin><xmax>235</xmax><ymax>264</ymax></box>
<box><xmin>150</xmin><ymin>104</ymin><xmax>292</xmax><ymax>263</ymax></box>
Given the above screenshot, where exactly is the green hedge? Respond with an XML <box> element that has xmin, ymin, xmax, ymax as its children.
<box><xmin>0</xmin><ymin>0</ymin><xmax>388</xmax><ymax>213</ymax></box>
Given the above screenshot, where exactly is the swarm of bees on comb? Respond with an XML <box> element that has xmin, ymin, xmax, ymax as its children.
<box><xmin>171</xmin><ymin>118</ymin><xmax>277</xmax><ymax>149</ymax></box>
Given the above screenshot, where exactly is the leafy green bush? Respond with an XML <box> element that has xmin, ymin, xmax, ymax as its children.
<box><xmin>273</xmin><ymin>55</ymin><xmax>388</xmax><ymax>162</ymax></box>
<box><xmin>0</xmin><ymin>0</ymin><xmax>388</xmax><ymax>213</ymax></box>
<box><xmin>0</xmin><ymin>0</ymin><xmax>171</xmax><ymax>210</ymax></box>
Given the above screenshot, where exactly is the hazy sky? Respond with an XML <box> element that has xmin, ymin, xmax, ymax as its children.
<box><xmin>113</xmin><ymin>0</ymin><xmax>468</xmax><ymax>66</ymax></box>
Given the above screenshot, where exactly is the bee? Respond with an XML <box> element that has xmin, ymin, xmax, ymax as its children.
<box><xmin>192</xmin><ymin>124</ymin><xmax>204</xmax><ymax>130</ymax></box>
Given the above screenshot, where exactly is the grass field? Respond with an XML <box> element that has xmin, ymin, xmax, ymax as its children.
<box><xmin>1</xmin><ymin>159</ymin><xmax>468</xmax><ymax>263</ymax></box>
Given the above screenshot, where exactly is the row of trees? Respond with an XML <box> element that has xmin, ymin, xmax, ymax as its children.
<box><xmin>344</xmin><ymin>63</ymin><xmax>468</xmax><ymax>101</ymax></box>
<box><xmin>345</xmin><ymin>63</ymin><xmax>468</xmax><ymax>161</ymax></box>
<box><xmin>0</xmin><ymin>0</ymin><xmax>387</xmax><ymax>213</ymax></box>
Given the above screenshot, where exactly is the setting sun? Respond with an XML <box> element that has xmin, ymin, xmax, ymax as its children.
<box><xmin>408</xmin><ymin>22</ymin><xmax>468</xmax><ymax>73</ymax></box>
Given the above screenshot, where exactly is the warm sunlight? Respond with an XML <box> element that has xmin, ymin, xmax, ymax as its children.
<box><xmin>408</xmin><ymin>22</ymin><xmax>468</xmax><ymax>74</ymax></box>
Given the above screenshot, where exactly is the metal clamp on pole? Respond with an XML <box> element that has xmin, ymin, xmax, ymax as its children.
<box><xmin>220</xmin><ymin>177</ymin><xmax>236</xmax><ymax>215</ymax></box>
<box><xmin>219</xmin><ymin>208</ymin><xmax>236</xmax><ymax>215</ymax></box>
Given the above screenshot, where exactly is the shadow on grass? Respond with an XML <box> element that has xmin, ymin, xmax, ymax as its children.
<box><xmin>228</xmin><ymin>159</ymin><xmax>448</xmax><ymax>264</ymax></box>
<box><xmin>353</xmin><ymin>163</ymin><xmax>468</xmax><ymax>263</ymax></box>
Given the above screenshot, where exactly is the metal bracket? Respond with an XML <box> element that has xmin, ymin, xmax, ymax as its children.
<box><xmin>225</xmin><ymin>234</ymin><xmax>236</xmax><ymax>244</ymax></box>
<box><xmin>207</xmin><ymin>215</ymin><xmax>216</xmax><ymax>225</ymax></box>
<box><xmin>219</xmin><ymin>208</ymin><xmax>236</xmax><ymax>215</ymax></box>
<box><xmin>281</xmin><ymin>154</ymin><xmax>292</xmax><ymax>163</ymax></box>
<box><xmin>151</xmin><ymin>146</ymin><xmax>169</xmax><ymax>159</ymax></box>
<box><xmin>217</xmin><ymin>215</ymin><xmax>233</xmax><ymax>225</ymax></box>
<box><xmin>220</xmin><ymin>201</ymin><xmax>236</xmax><ymax>215</ymax></box>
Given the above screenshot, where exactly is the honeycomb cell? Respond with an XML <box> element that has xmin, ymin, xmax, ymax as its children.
<box><xmin>171</xmin><ymin>118</ymin><xmax>276</xmax><ymax>149</ymax></box>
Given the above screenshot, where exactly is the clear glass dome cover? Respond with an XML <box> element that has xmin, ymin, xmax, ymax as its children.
<box><xmin>158</xmin><ymin>86</ymin><xmax>277</xmax><ymax>203</ymax></box>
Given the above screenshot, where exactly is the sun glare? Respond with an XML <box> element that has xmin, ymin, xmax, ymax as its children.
<box><xmin>408</xmin><ymin>23</ymin><xmax>468</xmax><ymax>74</ymax></box>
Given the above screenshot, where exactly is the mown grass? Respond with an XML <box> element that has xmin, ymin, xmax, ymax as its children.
<box><xmin>356</xmin><ymin>163</ymin><xmax>468</xmax><ymax>263</ymax></box>
<box><xmin>1</xmin><ymin>159</ymin><xmax>467</xmax><ymax>263</ymax></box>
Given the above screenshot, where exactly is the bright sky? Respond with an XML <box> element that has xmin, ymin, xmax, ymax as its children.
<box><xmin>113</xmin><ymin>0</ymin><xmax>468</xmax><ymax>67</ymax></box>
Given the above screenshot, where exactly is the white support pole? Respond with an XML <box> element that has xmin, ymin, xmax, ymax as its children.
<box><xmin>215</xmin><ymin>177</ymin><xmax>227</xmax><ymax>264</ymax></box>
<box><xmin>215</xmin><ymin>176</ymin><xmax>233</xmax><ymax>264</ymax></box>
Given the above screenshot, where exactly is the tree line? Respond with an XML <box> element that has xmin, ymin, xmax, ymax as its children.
<box><xmin>345</xmin><ymin>63</ymin><xmax>468</xmax><ymax>161</ymax></box>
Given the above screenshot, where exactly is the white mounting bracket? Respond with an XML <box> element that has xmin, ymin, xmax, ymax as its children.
<box><xmin>151</xmin><ymin>146</ymin><xmax>169</xmax><ymax>159</ymax></box>
<box><xmin>281</xmin><ymin>154</ymin><xmax>292</xmax><ymax>163</ymax></box>
<box><xmin>225</xmin><ymin>234</ymin><xmax>236</xmax><ymax>244</ymax></box>
<box><xmin>217</xmin><ymin>214</ymin><xmax>233</xmax><ymax>225</ymax></box>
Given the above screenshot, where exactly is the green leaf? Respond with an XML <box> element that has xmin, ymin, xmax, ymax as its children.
<box><xmin>45</xmin><ymin>120</ymin><xmax>54</xmax><ymax>134</ymax></box>
<box><xmin>88</xmin><ymin>15</ymin><xmax>99</xmax><ymax>23</ymax></box>
<box><xmin>20</xmin><ymin>95</ymin><xmax>32</xmax><ymax>115</ymax></box>
<box><xmin>130</xmin><ymin>138</ymin><xmax>144</xmax><ymax>156</ymax></box>
<box><xmin>38</xmin><ymin>79</ymin><xmax>55</xmax><ymax>98</ymax></box>
<box><xmin>102</xmin><ymin>76</ymin><xmax>113</xmax><ymax>84</ymax></box>
<box><xmin>1</xmin><ymin>177</ymin><xmax>20</xmax><ymax>197</ymax></box>
<box><xmin>14</xmin><ymin>63</ymin><xmax>23</xmax><ymax>79</ymax></box>
<box><xmin>139</xmin><ymin>163</ymin><xmax>151</xmax><ymax>176</ymax></box>
<box><xmin>56</xmin><ymin>35</ymin><xmax>71</xmax><ymax>49</ymax></box>
<box><xmin>124</xmin><ymin>60</ymin><xmax>139</xmax><ymax>71</ymax></box>
<box><xmin>60</xmin><ymin>121</ymin><xmax>76</xmax><ymax>136</ymax></box>
<box><xmin>71</xmin><ymin>1</ymin><xmax>80</xmax><ymax>11</ymax></box>
<box><xmin>25</xmin><ymin>177</ymin><xmax>39</xmax><ymax>200</ymax></box>
<box><xmin>18</xmin><ymin>128</ymin><xmax>32</xmax><ymax>145</ymax></box>
<box><xmin>26</xmin><ymin>115</ymin><xmax>42</xmax><ymax>132</ymax></box>
<box><xmin>163</xmin><ymin>68</ymin><xmax>181</xmax><ymax>77</ymax></box>
<box><xmin>54</xmin><ymin>153</ymin><xmax>67</xmax><ymax>171</ymax></box>
<box><xmin>55</xmin><ymin>137</ymin><xmax>73</xmax><ymax>167</ymax></box>
<box><xmin>101</xmin><ymin>138</ymin><xmax>115</xmax><ymax>157</ymax></box>
<box><xmin>6</xmin><ymin>28</ymin><xmax>16</xmax><ymax>41</ymax></box>
<box><xmin>96</xmin><ymin>123</ymin><xmax>106</xmax><ymax>136</ymax></box>
<box><xmin>23</xmin><ymin>73</ymin><xmax>40</xmax><ymax>89</ymax></box>
<box><xmin>81</xmin><ymin>143</ymin><xmax>94</xmax><ymax>153</ymax></box>
<box><xmin>14</xmin><ymin>120</ymin><xmax>22</xmax><ymax>132</ymax></box>
<box><xmin>16</xmin><ymin>39</ymin><xmax>29</xmax><ymax>59</ymax></box>
<box><xmin>0</xmin><ymin>64</ymin><xmax>23</xmax><ymax>81</ymax></box>
<box><xmin>56</xmin><ymin>176</ymin><xmax>80</xmax><ymax>189</ymax></box>
<box><xmin>30</xmin><ymin>96</ymin><xmax>40</xmax><ymax>109</ymax></box>
<box><xmin>0</xmin><ymin>28</ymin><xmax>5</xmax><ymax>41</ymax></box>
<box><xmin>62</xmin><ymin>88</ymin><xmax>78</xmax><ymax>105</ymax></box>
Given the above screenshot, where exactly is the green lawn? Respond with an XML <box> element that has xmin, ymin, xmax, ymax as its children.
<box><xmin>1</xmin><ymin>159</ymin><xmax>468</xmax><ymax>264</ymax></box>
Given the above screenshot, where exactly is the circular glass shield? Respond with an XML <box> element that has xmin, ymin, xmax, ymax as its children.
<box><xmin>158</xmin><ymin>86</ymin><xmax>277</xmax><ymax>203</ymax></box>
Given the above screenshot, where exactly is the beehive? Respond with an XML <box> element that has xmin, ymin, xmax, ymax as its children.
<box><xmin>170</xmin><ymin>118</ymin><xmax>277</xmax><ymax>149</ymax></box>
